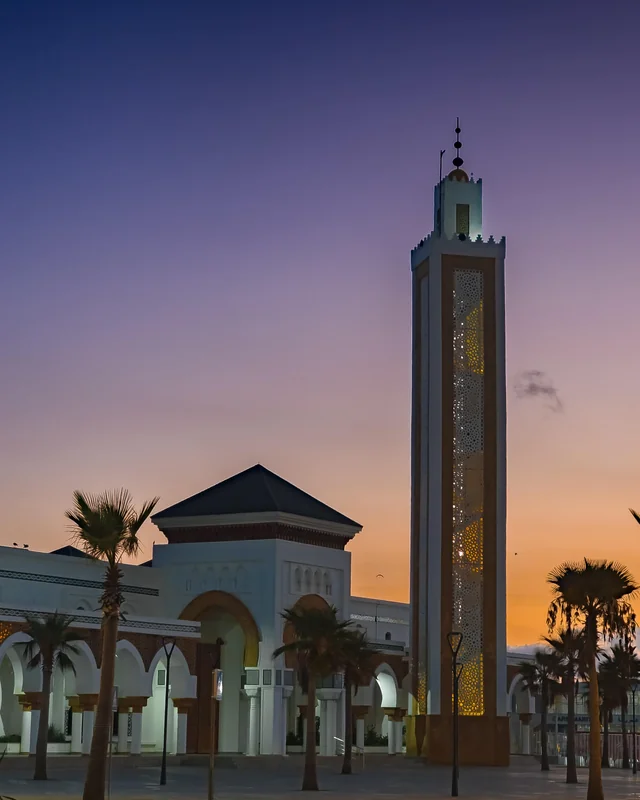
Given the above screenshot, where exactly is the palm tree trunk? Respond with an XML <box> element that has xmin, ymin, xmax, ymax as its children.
<box><xmin>540</xmin><ymin>694</ymin><xmax>549</xmax><ymax>771</ymax></box>
<box><xmin>302</xmin><ymin>672</ymin><xmax>318</xmax><ymax>791</ymax></box>
<box><xmin>587</xmin><ymin>651</ymin><xmax>603</xmax><ymax>800</ymax></box>
<box><xmin>621</xmin><ymin>704</ymin><xmax>629</xmax><ymax>769</ymax></box>
<box><xmin>566</xmin><ymin>675</ymin><xmax>577</xmax><ymax>783</ymax></box>
<box><xmin>83</xmin><ymin>601</ymin><xmax>119</xmax><ymax>800</ymax></box>
<box><xmin>342</xmin><ymin>675</ymin><xmax>353</xmax><ymax>775</ymax></box>
<box><xmin>601</xmin><ymin>710</ymin><xmax>609</xmax><ymax>768</ymax></box>
<box><xmin>33</xmin><ymin>665</ymin><xmax>52</xmax><ymax>781</ymax></box>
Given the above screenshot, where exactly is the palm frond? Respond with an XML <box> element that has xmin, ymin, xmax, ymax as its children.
<box><xmin>55</xmin><ymin>650</ymin><xmax>77</xmax><ymax>676</ymax></box>
<box><xmin>274</xmin><ymin>604</ymin><xmax>355</xmax><ymax>682</ymax></box>
<box><xmin>130</xmin><ymin>497</ymin><xmax>159</xmax><ymax>534</ymax></box>
<box><xmin>23</xmin><ymin>640</ymin><xmax>41</xmax><ymax>671</ymax></box>
<box><xmin>66</xmin><ymin>488</ymin><xmax>157</xmax><ymax>569</ymax></box>
<box><xmin>22</xmin><ymin>612</ymin><xmax>83</xmax><ymax>673</ymax></box>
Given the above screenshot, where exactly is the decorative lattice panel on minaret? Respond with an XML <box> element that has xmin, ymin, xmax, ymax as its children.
<box><xmin>452</xmin><ymin>269</ymin><xmax>484</xmax><ymax>716</ymax></box>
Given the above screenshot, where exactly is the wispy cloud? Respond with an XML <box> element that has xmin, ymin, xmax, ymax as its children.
<box><xmin>514</xmin><ymin>370</ymin><xmax>563</xmax><ymax>412</ymax></box>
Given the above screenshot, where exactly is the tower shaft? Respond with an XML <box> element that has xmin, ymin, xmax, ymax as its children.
<box><xmin>409</xmin><ymin>156</ymin><xmax>508</xmax><ymax>765</ymax></box>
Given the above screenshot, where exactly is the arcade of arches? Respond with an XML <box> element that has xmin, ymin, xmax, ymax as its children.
<box><xmin>0</xmin><ymin>594</ymin><xmax>410</xmax><ymax>757</ymax></box>
<box><xmin>0</xmin><ymin>602</ymin><xmax>534</xmax><ymax>757</ymax></box>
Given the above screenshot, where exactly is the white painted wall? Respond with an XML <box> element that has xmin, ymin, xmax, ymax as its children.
<box><xmin>0</xmin><ymin>546</ymin><xmax>161</xmax><ymax>616</ymax></box>
<box><xmin>349</xmin><ymin>597</ymin><xmax>409</xmax><ymax>646</ymax></box>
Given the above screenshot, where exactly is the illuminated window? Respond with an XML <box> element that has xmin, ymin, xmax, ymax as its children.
<box><xmin>456</xmin><ymin>204</ymin><xmax>470</xmax><ymax>236</ymax></box>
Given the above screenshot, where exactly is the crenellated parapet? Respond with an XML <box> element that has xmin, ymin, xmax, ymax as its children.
<box><xmin>411</xmin><ymin>232</ymin><xmax>506</xmax><ymax>269</ymax></box>
<box><xmin>413</xmin><ymin>232</ymin><xmax>506</xmax><ymax>252</ymax></box>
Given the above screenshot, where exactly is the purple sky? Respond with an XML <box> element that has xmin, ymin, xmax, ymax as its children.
<box><xmin>2</xmin><ymin>1</ymin><xmax>640</xmax><ymax>643</ymax></box>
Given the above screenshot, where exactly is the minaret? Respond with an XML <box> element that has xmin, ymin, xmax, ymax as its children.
<box><xmin>409</xmin><ymin>122</ymin><xmax>508</xmax><ymax>765</ymax></box>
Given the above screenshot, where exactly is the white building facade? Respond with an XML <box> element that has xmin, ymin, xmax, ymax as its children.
<box><xmin>0</xmin><ymin>463</ymin><xmax>534</xmax><ymax>759</ymax></box>
<box><xmin>0</xmin><ymin>465</ymin><xmax>413</xmax><ymax>758</ymax></box>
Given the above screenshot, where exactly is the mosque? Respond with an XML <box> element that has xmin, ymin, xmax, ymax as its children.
<box><xmin>0</xmin><ymin>130</ymin><xmax>536</xmax><ymax>763</ymax></box>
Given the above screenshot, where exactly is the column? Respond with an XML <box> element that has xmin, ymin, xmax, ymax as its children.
<box><xmin>21</xmin><ymin>692</ymin><xmax>43</xmax><ymax>757</ymax></box>
<box><xmin>78</xmin><ymin>694</ymin><xmax>98</xmax><ymax>756</ymax></box>
<box><xmin>394</xmin><ymin>720</ymin><xmax>404</xmax><ymax>754</ymax></box>
<box><xmin>68</xmin><ymin>698</ymin><xmax>83</xmax><ymax>754</ymax></box>
<box><xmin>519</xmin><ymin>713</ymin><xmax>532</xmax><ymax>755</ymax></box>
<box><xmin>117</xmin><ymin>699</ymin><xmax>131</xmax><ymax>754</ymax></box>
<box><xmin>298</xmin><ymin>705</ymin><xmax>308</xmax><ymax>751</ymax></box>
<box><xmin>260</xmin><ymin>685</ymin><xmax>285</xmax><ymax>755</ymax></box>
<box><xmin>353</xmin><ymin>705</ymin><xmax>369</xmax><ymax>753</ymax></box>
<box><xmin>19</xmin><ymin>700</ymin><xmax>32</xmax><ymax>755</ymax></box>
<box><xmin>130</xmin><ymin>700</ymin><xmax>147</xmax><ymax>756</ymax></box>
<box><xmin>356</xmin><ymin>718</ymin><xmax>365</xmax><ymax>751</ymax></box>
<box><xmin>317</xmin><ymin>689</ymin><xmax>340</xmax><ymax>756</ymax></box>
<box><xmin>82</xmin><ymin>711</ymin><xmax>95</xmax><ymax>755</ymax></box>
<box><xmin>382</xmin><ymin>708</ymin><xmax>406</xmax><ymax>756</ymax></box>
<box><xmin>244</xmin><ymin>689</ymin><xmax>260</xmax><ymax>756</ymax></box>
<box><xmin>29</xmin><ymin>711</ymin><xmax>40</xmax><ymax>755</ymax></box>
<box><xmin>171</xmin><ymin>699</ymin><xmax>194</xmax><ymax>756</ymax></box>
<box><xmin>386</xmin><ymin>716</ymin><xmax>396</xmax><ymax>755</ymax></box>
<box><xmin>282</xmin><ymin>687</ymin><xmax>292</xmax><ymax>756</ymax></box>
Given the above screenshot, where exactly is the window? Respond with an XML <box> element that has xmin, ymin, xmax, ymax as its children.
<box><xmin>157</xmin><ymin>669</ymin><xmax>166</xmax><ymax>686</ymax></box>
<box><xmin>456</xmin><ymin>203</ymin><xmax>470</xmax><ymax>236</ymax></box>
<box><xmin>385</xmin><ymin>632</ymin><xmax>392</xmax><ymax>641</ymax></box>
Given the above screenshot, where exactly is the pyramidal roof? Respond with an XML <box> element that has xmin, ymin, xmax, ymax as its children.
<box><xmin>152</xmin><ymin>464</ymin><xmax>361</xmax><ymax>530</ymax></box>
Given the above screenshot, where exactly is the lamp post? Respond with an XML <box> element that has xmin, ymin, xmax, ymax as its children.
<box><xmin>447</xmin><ymin>632</ymin><xmax>464</xmax><ymax>797</ymax></box>
<box><xmin>632</xmin><ymin>680</ymin><xmax>639</xmax><ymax>776</ymax></box>
<box><xmin>160</xmin><ymin>638</ymin><xmax>176</xmax><ymax>786</ymax></box>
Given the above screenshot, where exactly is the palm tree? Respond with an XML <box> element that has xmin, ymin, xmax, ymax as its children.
<box><xmin>519</xmin><ymin>651</ymin><xmax>560</xmax><ymax>771</ymax></box>
<box><xmin>600</xmin><ymin>640</ymin><xmax>640</xmax><ymax>769</ymax></box>
<box><xmin>66</xmin><ymin>489</ymin><xmax>158</xmax><ymax>800</ymax></box>
<box><xmin>544</xmin><ymin>628</ymin><xmax>586</xmax><ymax>783</ymax></box>
<box><xmin>339</xmin><ymin>629</ymin><xmax>376</xmax><ymax>775</ymax></box>
<box><xmin>273</xmin><ymin>605</ymin><xmax>352</xmax><ymax>791</ymax></box>
<box><xmin>23</xmin><ymin>613</ymin><xmax>83</xmax><ymax>781</ymax></box>
<box><xmin>547</xmin><ymin>559</ymin><xmax>638</xmax><ymax>800</ymax></box>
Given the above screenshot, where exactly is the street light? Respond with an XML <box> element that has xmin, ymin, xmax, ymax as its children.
<box><xmin>160</xmin><ymin>638</ymin><xmax>176</xmax><ymax>786</ymax></box>
<box><xmin>447</xmin><ymin>631</ymin><xmax>464</xmax><ymax>798</ymax></box>
<box><xmin>632</xmin><ymin>680</ymin><xmax>639</xmax><ymax>776</ymax></box>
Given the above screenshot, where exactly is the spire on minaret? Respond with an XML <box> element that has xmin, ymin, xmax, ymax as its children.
<box><xmin>452</xmin><ymin>118</ymin><xmax>464</xmax><ymax>169</ymax></box>
<box><xmin>448</xmin><ymin>117</ymin><xmax>469</xmax><ymax>182</ymax></box>
<box><xmin>433</xmin><ymin>118</ymin><xmax>481</xmax><ymax>238</ymax></box>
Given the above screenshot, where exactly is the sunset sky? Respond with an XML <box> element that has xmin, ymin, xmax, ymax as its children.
<box><xmin>1</xmin><ymin>1</ymin><xmax>640</xmax><ymax>646</ymax></box>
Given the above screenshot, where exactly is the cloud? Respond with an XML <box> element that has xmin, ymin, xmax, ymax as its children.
<box><xmin>513</xmin><ymin>370</ymin><xmax>563</xmax><ymax>412</ymax></box>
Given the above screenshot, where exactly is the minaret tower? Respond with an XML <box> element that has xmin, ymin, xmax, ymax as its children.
<box><xmin>409</xmin><ymin>122</ymin><xmax>508</xmax><ymax>765</ymax></box>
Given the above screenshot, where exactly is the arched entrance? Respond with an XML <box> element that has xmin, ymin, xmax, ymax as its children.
<box><xmin>180</xmin><ymin>591</ymin><xmax>261</xmax><ymax>754</ymax></box>
<box><xmin>507</xmin><ymin>673</ymin><xmax>534</xmax><ymax>755</ymax></box>
<box><xmin>281</xmin><ymin>594</ymin><xmax>330</xmax><ymax>670</ymax></box>
<box><xmin>281</xmin><ymin>594</ymin><xmax>336</xmax><ymax>755</ymax></box>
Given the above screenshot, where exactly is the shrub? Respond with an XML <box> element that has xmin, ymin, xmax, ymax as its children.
<box><xmin>0</xmin><ymin>734</ymin><xmax>20</xmax><ymax>743</ymax></box>
<box><xmin>364</xmin><ymin>724</ymin><xmax>388</xmax><ymax>747</ymax></box>
<box><xmin>47</xmin><ymin>726</ymin><xmax>66</xmax><ymax>743</ymax></box>
<box><xmin>286</xmin><ymin>731</ymin><xmax>303</xmax><ymax>746</ymax></box>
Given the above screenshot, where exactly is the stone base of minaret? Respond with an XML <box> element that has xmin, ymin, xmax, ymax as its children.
<box><xmin>411</xmin><ymin>714</ymin><xmax>509</xmax><ymax>765</ymax></box>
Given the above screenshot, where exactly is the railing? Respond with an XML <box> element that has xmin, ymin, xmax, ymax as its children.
<box><xmin>334</xmin><ymin>738</ymin><xmax>365</xmax><ymax>770</ymax></box>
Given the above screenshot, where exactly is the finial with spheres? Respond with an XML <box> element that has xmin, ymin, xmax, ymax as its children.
<box><xmin>448</xmin><ymin>117</ymin><xmax>469</xmax><ymax>182</ymax></box>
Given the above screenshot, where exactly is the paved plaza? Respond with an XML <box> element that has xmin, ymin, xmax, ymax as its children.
<box><xmin>2</xmin><ymin>756</ymin><xmax>640</xmax><ymax>800</ymax></box>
